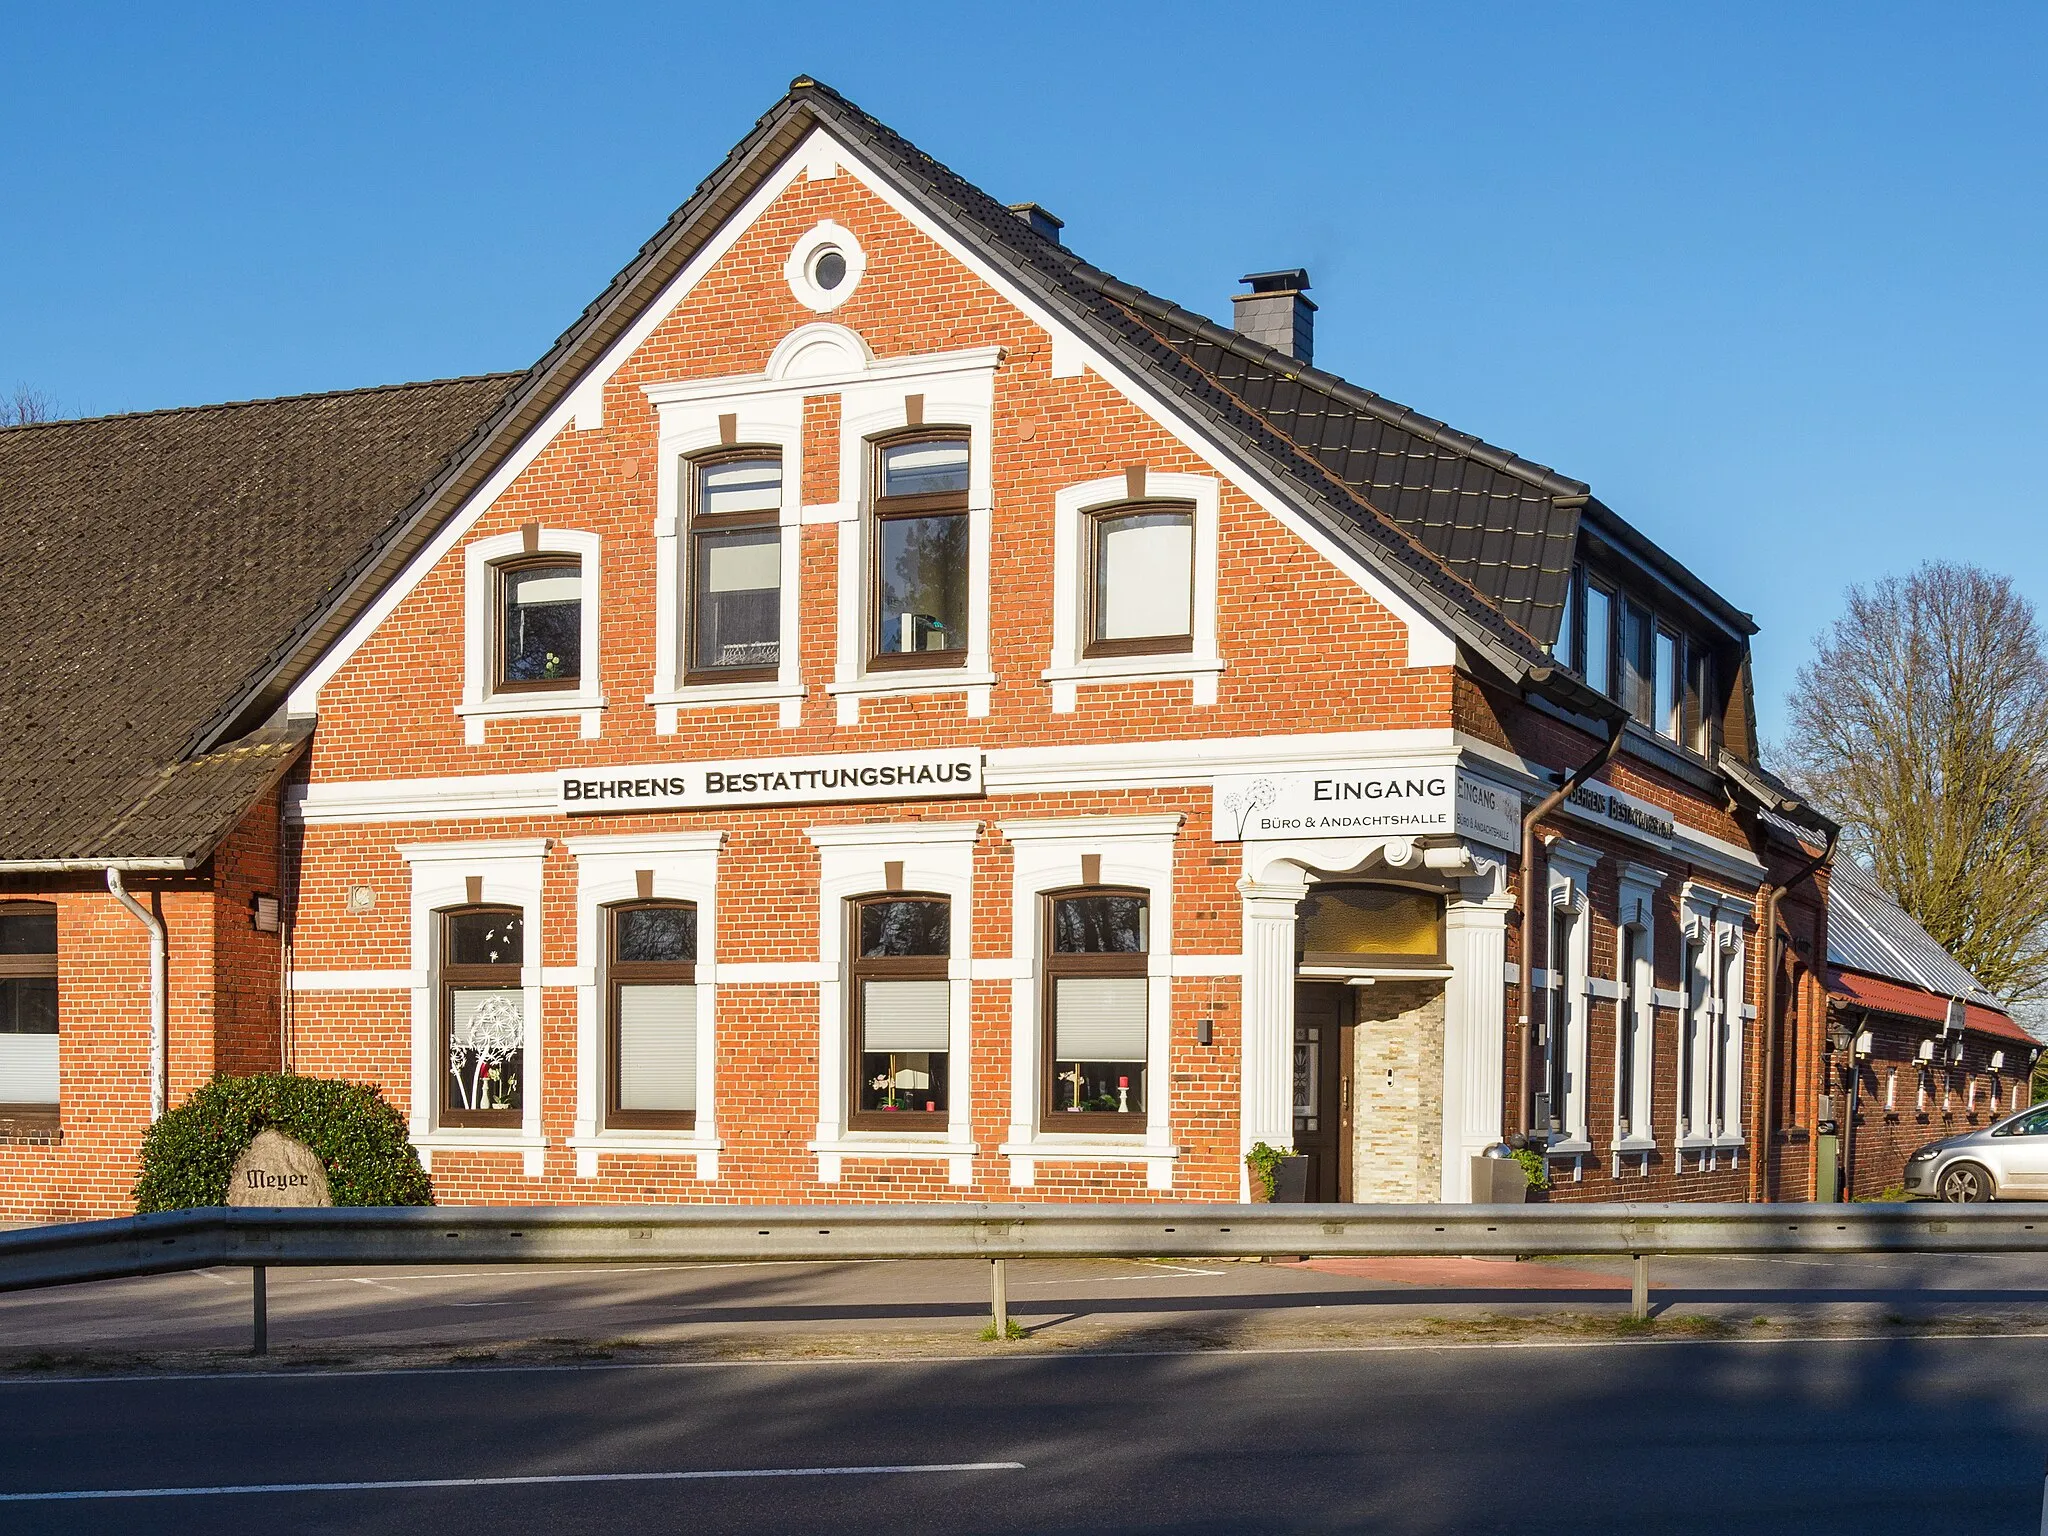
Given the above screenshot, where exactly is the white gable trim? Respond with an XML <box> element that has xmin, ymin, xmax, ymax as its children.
<box><xmin>288</xmin><ymin>121</ymin><xmax>1458</xmax><ymax>717</ymax></box>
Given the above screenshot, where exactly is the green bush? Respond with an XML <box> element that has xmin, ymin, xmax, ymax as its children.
<box><xmin>133</xmin><ymin>1073</ymin><xmax>433</xmax><ymax>1211</ymax></box>
<box><xmin>1511</xmin><ymin>1147</ymin><xmax>1550</xmax><ymax>1190</ymax></box>
<box><xmin>1244</xmin><ymin>1141</ymin><xmax>1289</xmax><ymax>1199</ymax></box>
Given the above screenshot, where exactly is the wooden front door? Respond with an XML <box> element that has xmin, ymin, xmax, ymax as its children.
<box><xmin>1293</xmin><ymin>983</ymin><xmax>1353</xmax><ymax>1201</ymax></box>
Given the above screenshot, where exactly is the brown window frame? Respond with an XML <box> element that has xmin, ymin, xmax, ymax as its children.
<box><xmin>847</xmin><ymin>893</ymin><xmax>952</xmax><ymax>1131</ymax></box>
<box><xmin>1040</xmin><ymin>886</ymin><xmax>1150</xmax><ymax>1135</ymax></box>
<box><xmin>867</xmin><ymin>430</ymin><xmax>971</xmax><ymax>673</ymax></box>
<box><xmin>0</xmin><ymin>900</ymin><xmax>58</xmax><ymax>1129</ymax></box>
<box><xmin>1082</xmin><ymin>500</ymin><xmax>1197</xmax><ymax>659</ymax></box>
<box><xmin>604</xmin><ymin>900</ymin><xmax>699</xmax><ymax>1130</ymax></box>
<box><xmin>438</xmin><ymin>904</ymin><xmax>525</xmax><ymax>1129</ymax></box>
<box><xmin>493</xmin><ymin>554</ymin><xmax>584</xmax><ymax>695</ymax></box>
<box><xmin>684</xmin><ymin>448</ymin><xmax>784</xmax><ymax>686</ymax></box>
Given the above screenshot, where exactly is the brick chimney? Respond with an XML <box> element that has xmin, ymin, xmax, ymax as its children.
<box><xmin>1232</xmin><ymin>269</ymin><xmax>1315</xmax><ymax>364</ymax></box>
<box><xmin>1008</xmin><ymin>203</ymin><xmax>1065</xmax><ymax>245</ymax></box>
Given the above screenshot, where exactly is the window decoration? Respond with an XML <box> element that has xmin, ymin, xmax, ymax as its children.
<box><xmin>870</xmin><ymin>436</ymin><xmax>970</xmax><ymax>669</ymax></box>
<box><xmin>440</xmin><ymin>906</ymin><xmax>525</xmax><ymax>1126</ymax></box>
<box><xmin>1043</xmin><ymin>890</ymin><xmax>1149</xmax><ymax>1129</ymax></box>
<box><xmin>1296</xmin><ymin>885</ymin><xmax>1444</xmax><ymax>968</ymax></box>
<box><xmin>784</xmin><ymin>220</ymin><xmax>867</xmax><ymax>313</ymax></box>
<box><xmin>848</xmin><ymin>896</ymin><xmax>951</xmax><ymax>1128</ymax></box>
<box><xmin>0</xmin><ymin>903</ymin><xmax>57</xmax><ymax>1113</ymax></box>
<box><xmin>495</xmin><ymin>559</ymin><xmax>582</xmax><ymax>690</ymax></box>
<box><xmin>606</xmin><ymin>902</ymin><xmax>698</xmax><ymax>1129</ymax></box>
<box><xmin>688</xmin><ymin>453</ymin><xmax>783</xmax><ymax>681</ymax></box>
<box><xmin>1085</xmin><ymin>502</ymin><xmax>1195</xmax><ymax>656</ymax></box>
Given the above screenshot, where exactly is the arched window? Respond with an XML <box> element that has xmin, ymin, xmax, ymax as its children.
<box><xmin>1042</xmin><ymin>888</ymin><xmax>1148</xmax><ymax>1129</ymax></box>
<box><xmin>0</xmin><ymin>902</ymin><xmax>58</xmax><ymax>1117</ymax></box>
<box><xmin>495</xmin><ymin>556</ymin><xmax>583</xmax><ymax>691</ymax></box>
<box><xmin>440</xmin><ymin>906</ymin><xmax>524</xmax><ymax>1126</ymax></box>
<box><xmin>849</xmin><ymin>895</ymin><xmax>951</xmax><ymax>1128</ymax></box>
<box><xmin>1085</xmin><ymin>501</ymin><xmax>1195</xmax><ymax>657</ymax></box>
<box><xmin>606</xmin><ymin>901</ymin><xmax>699</xmax><ymax>1129</ymax></box>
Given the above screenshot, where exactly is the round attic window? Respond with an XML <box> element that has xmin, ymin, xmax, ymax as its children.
<box><xmin>785</xmin><ymin>221</ymin><xmax>866</xmax><ymax>313</ymax></box>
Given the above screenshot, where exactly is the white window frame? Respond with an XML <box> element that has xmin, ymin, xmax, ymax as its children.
<box><xmin>807</xmin><ymin>820</ymin><xmax>981</xmax><ymax>1184</ymax></box>
<box><xmin>998</xmin><ymin>814</ymin><xmax>1183</xmax><ymax>1190</ymax></box>
<box><xmin>1041</xmin><ymin>473</ymin><xmax>1223</xmax><ymax>711</ymax></box>
<box><xmin>1542</xmin><ymin>839</ymin><xmax>1599</xmax><ymax>1156</ymax></box>
<box><xmin>564</xmin><ymin>831</ymin><xmax>725</xmax><ymax>1179</ymax></box>
<box><xmin>1679</xmin><ymin>880</ymin><xmax>1751</xmax><ymax>1158</ymax></box>
<box><xmin>648</xmin><ymin>395</ymin><xmax>806</xmax><ymax>730</ymax></box>
<box><xmin>830</xmin><ymin>366</ymin><xmax>998</xmax><ymax>723</ymax></box>
<box><xmin>400</xmin><ymin>839</ymin><xmax>551</xmax><ymax>1174</ymax></box>
<box><xmin>457</xmin><ymin>528</ymin><xmax>605</xmax><ymax>744</ymax></box>
<box><xmin>1612</xmin><ymin>861</ymin><xmax>1664</xmax><ymax>1156</ymax></box>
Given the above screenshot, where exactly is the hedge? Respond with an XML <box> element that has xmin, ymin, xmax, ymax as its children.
<box><xmin>133</xmin><ymin>1073</ymin><xmax>434</xmax><ymax>1211</ymax></box>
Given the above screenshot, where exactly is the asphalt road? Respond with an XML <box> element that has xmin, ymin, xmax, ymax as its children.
<box><xmin>1</xmin><ymin>1331</ymin><xmax>2044</xmax><ymax>1533</ymax></box>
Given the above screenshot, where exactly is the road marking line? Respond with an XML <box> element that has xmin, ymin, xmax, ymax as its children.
<box><xmin>0</xmin><ymin>1460</ymin><xmax>1024</xmax><ymax>1503</ymax></box>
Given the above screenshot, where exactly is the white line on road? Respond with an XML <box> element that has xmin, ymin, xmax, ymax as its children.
<box><xmin>0</xmin><ymin>1460</ymin><xmax>1025</xmax><ymax>1503</ymax></box>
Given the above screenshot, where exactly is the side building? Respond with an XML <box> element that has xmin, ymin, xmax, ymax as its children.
<box><xmin>0</xmin><ymin>80</ymin><xmax>1838</xmax><ymax>1220</ymax></box>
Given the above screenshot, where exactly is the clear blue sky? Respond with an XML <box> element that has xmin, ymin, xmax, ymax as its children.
<box><xmin>6</xmin><ymin>3</ymin><xmax>2045</xmax><ymax>746</ymax></box>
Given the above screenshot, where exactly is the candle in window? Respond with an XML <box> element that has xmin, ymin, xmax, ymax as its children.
<box><xmin>1117</xmin><ymin>1075</ymin><xmax>1130</xmax><ymax>1113</ymax></box>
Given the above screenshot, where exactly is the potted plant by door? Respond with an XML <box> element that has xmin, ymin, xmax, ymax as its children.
<box><xmin>1245</xmin><ymin>1142</ymin><xmax>1310</xmax><ymax>1202</ymax></box>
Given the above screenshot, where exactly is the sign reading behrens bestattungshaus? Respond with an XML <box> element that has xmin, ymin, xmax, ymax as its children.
<box><xmin>557</xmin><ymin>748</ymin><xmax>984</xmax><ymax>815</ymax></box>
<box><xmin>1210</xmin><ymin>762</ymin><xmax>1521</xmax><ymax>851</ymax></box>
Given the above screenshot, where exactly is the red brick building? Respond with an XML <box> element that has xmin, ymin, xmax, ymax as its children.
<box><xmin>1</xmin><ymin>81</ymin><xmax>1850</xmax><ymax>1220</ymax></box>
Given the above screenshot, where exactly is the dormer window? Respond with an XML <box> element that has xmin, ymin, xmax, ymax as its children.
<box><xmin>1557</xmin><ymin>562</ymin><xmax>1718</xmax><ymax>756</ymax></box>
<box><xmin>496</xmin><ymin>558</ymin><xmax>582</xmax><ymax>691</ymax></box>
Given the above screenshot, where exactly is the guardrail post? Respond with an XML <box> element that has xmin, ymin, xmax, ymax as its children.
<box><xmin>1630</xmin><ymin>1255</ymin><xmax>1649</xmax><ymax>1322</ymax></box>
<box><xmin>252</xmin><ymin>1264</ymin><xmax>267</xmax><ymax>1356</ymax></box>
<box><xmin>991</xmin><ymin>1258</ymin><xmax>1008</xmax><ymax>1338</ymax></box>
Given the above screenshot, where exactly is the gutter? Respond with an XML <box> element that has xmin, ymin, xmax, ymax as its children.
<box><xmin>105</xmin><ymin>870</ymin><xmax>169</xmax><ymax>1123</ymax></box>
<box><xmin>0</xmin><ymin>857</ymin><xmax>197</xmax><ymax>875</ymax></box>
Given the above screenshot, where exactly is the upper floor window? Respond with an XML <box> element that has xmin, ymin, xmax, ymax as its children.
<box><xmin>1043</xmin><ymin>889</ymin><xmax>1149</xmax><ymax>1130</ymax></box>
<box><xmin>496</xmin><ymin>558</ymin><xmax>582</xmax><ymax>691</ymax></box>
<box><xmin>849</xmin><ymin>896</ymin><xmax>952</xmax><ymax>1128</ymax></box>
<box><xmin>440</xmin><ymin>906</ymin><xmax>524</xmax><ymax>1127</ymax></box>
<box><xmin>606</xmin><ymin>901</ymin><xmax>699</xmax><ymax>1129</ymax></box>
<box><xmin>0</xmin><ymin>902</ymin><xmax>57</xmax><ymax>1114</ymax></box>
<box><xmin>871</xmin><ymin>435</ymin><xmax>970</xmax><ymax>669</ymax></box>
<box><xmin>1582</xmin><ymin>578</ymin><xmax>1613</xmax><ymax>697</ymax></box>
<box><xmin>688</xmin><ymin>453</ymin><xmax>783</xmax><ymax>682</ymax></box>
<box><xmin>1559</xmin><ymin>562</ymin><xmax>1716</xmax><ymax>754</ymax></box>
<box><xmin>1086</xmin><ymin>502</ymin><xmax>1195</xmax><ymax>657</ymax></box>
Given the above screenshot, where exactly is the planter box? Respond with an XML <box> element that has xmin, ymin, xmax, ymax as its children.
<box><xmin>1248</xmin><ymin>1155</ymin><xmax>1311</xmax><ymax>1202</ymax></box>
<box><xmin>1470</xmin><ymin>1155</ymin><xmax>1531</xmax><ymax>1205</ymax></box>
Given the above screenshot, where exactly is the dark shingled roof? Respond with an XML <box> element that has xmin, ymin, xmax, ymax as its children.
<box><xmin>0</xmin><ymin>376</ymin><xmax>514</xmax><ymax>864</ymax></box>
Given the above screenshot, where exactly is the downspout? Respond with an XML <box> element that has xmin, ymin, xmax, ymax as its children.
<box><xmin>1514</xmin><ymin>715</ymin><xmax>1626</xmax><ymax>1139</ymax></box>
<box><xmin>1749</xmin><ymin>824</ymin><xmax>1839</xmax><ymax>1202</ymax></box>
<box><xmin>106</xmin><ymin>870</ymin><xmax>169</xmax><ymax>1123</ymax></box>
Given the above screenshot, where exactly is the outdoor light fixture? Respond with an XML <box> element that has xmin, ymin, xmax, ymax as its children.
<box><xmin>1197</xmin><ymin>1018</ymin><xmax>1214</xmax><ymax>1047</ymax></box>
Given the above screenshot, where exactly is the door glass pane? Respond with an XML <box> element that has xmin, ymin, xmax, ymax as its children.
<box><xmin>699</xmin><ymin>456</ymin><xmax>781</xmax><ymax>515</ymax></box>
<box><xmin>693</xmin><ymin>526</ymin><xmax>780</xmax><ymax>670</ymax></box>
<box><xmin>1293</xmin><ymin>1024</ymin><xmax>1321</xmax><ymax>1132</ymax></box>
<box><xmin>1095</xmin><ymin>510</ymin><xmax>1192</xmax><ymax>641</ymax></box>
<box><xmin>500</xmin><ymin>563</ymin><xmax>581</xmax><ymax>684</ymax></box>
<box><xmin>1051</xmin><ymin>894</ymin><xmax>1148</xmax><ymax>954</ymax></box>
<box><xmin>880</xmin><ymin>440</ymin><xmax>969</xmax><ymax>497</ymax></box>
<box><xmin>447</xmin><ymin>910</ymin><xmax>523</xmax><ymax>966</ymax></box>
<box><xmin>618</xmin><ymin>983</ymin><xmax>696</xmax><ymax>1112</ymax></box>
<box><xmin>876</xmin><ymin>512</ymin><xmax>968</xmax><ymax>655</ymax></box>
<box><xmin>615</xmin><ymin>906</ymin><xmax>695</xmax><ymax>964</ymax></box>
<box><xmin>447</xmin><ymin>987</ymin><xmax>524</xmax><ymax>1112</ymax></box>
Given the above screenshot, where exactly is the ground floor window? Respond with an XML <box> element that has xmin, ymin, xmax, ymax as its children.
<box><xmin>440</xmin><ymin>905</ymin><xmax>524</xmax><ymax>1127</ymax></box>
<box><xmin>607</xmin><ymin>901</ymin><xmax>698</xmax><ymax>1129</ymax></box>
<box><xmin>849</xmin><ymin>895</ymin><xmax>951</xmax><ymax>1129</ymax></box>
<box><xmin>0</xmin><ymin>902</ymin><xmax>57</xmax><ymax>1112</ymax></box>
<box><xmin>1044</xmin><ymin>889</ymin><xmax>1149</xmax><ymax>1130</ymax></box>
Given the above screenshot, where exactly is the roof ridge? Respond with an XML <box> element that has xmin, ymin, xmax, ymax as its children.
<box><xmin>0</xmin><ymin>373</ymin><xmax>524</xmax><ymax>435</ymax></box>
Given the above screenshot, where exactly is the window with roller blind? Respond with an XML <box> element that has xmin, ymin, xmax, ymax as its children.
<box><xmin>1042</xmin><ymin>889</ymin><xmax>1149</xmax><ymax>1132</ymax></box>
<box><xmin>869</xmin><ymin>434</ymin><xmax>970</xmax><ymax>670</ymax></box>
<box><xmin>686</xmin><ymin>452</ymin><xmax>782</xmax><ymax>682</ymax></box>
<box><xmin>439</xmin><ymin>906</ymin><xmax>525</xmax><ymax>1128</ymax></box>
<box><xmin>0</xmin><ymin>903</ymin><xmax>58</xmax><ymax>1123</ymax></box>
<box><xmin>848</xmin><ymin>895</ymin><xmax>951</xmax><ymax>1129</ymax></box>
<box><xmin>605</xmin><ymin>901</ymin><xmax>699</xmax><ymax>1129</ymax></box>
<box><xmin>1084</xmin><ymin>501</ymin><xmax>1195</xmax><ymax>657</ymax></box>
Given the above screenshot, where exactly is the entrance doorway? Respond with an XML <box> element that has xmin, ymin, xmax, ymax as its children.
<box><xmin>1293</xmin><ymin>982</ymin><xmax>1353</xmax><ymax>1201</ymax></box>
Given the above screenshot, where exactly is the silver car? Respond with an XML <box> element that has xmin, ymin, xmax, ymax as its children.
<box><xmin>1903</xmin><ymin>1101</ymin><xmax>2048</xmax><ymax>1201</ymax></box>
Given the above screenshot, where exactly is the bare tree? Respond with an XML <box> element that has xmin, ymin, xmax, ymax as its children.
<box><xmin>0</xmin><ymin>384</ymin><xmax>60</xmax><ymax>426</ymax></box>
<box><xmin>1782</xmin><ymin>561</ymin><xmax>2048</xmax><ymax>1001</ymax></box>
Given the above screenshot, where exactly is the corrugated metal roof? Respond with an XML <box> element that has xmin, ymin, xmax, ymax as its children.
<box><xmin>1826</xmin><ymin>857</ymin><xmax>2004</xmax><ymax>1010</ymax></box>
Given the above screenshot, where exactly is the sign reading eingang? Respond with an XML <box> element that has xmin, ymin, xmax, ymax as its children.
<box><xmin>1211</xmin><ymin>761</ymin><xmax>1521</xmax><ymax>850</ymax></box>
<box><xmin>557</xmin><ymin>748</ymin><xmax>984</xmax><ymax>815</ymax></box>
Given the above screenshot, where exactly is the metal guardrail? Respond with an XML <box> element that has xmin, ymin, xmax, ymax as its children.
<box><xmin>4</xmin><ymin>1202</ymin><xmax>2045</xmax><ymax>1348</ymax></box>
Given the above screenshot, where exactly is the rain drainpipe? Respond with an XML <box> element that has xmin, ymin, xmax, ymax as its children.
<box><xmin>106</xmin><ymin>870</ymin><xmax>168</xmax><ymax>1123</ymax></box>
<box><xmin>1749</xmin><ymin>823</ymin><xmax>1839</xmax><ymax>1202</ymax></box>
<box><xmin>1515</xmin><ymin>717</ymin><xmax>1626</xmax><ymax>1139</ymax></box>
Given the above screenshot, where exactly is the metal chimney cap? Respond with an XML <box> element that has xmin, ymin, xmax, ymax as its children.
<box><xmin>1240</xmin><ymin>268</ymin><xmax>1311</xmax><ymax>294</ymax></box>
<box><xmin>1008</xmin><ymin>203</ymin><xmax>1065</xmax><ymax>244</ymax></box>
